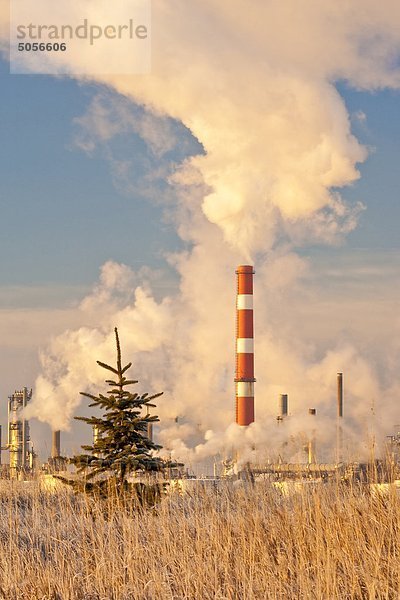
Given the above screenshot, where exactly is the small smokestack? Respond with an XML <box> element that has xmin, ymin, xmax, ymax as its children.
<box><xmin>51</xmin><ymin>430</ymin><xmax>61</xmax><ymax>458</ymax></box>
<box><xmin>337</xmin><ymin>373</ymin><xmax>343</xmax><ymax>418</ymax></box>
<box><xmin>337</xmin><ymin>372</ymin><xmax>343</xmax><ymax>462</ymax></box>
<box><xmin>308</xmin><ymin>408</ymin><xmax>316</xmax><ymax>464</ymax></box>
<box><xmin>280</xmin><ymin>394</ymin><xmax>288</xmax><ymax>417</ymax></box>
<box><xmin>235</xmin><ymin>265</ymin><xmax>255</xmax><ymax>426</ymax></box>
<box><xmin>147</xmin><ymin>422</ymin><xmax>153</xmax><ymax>441</ymax></box>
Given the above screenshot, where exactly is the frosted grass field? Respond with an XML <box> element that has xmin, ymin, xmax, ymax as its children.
<box><xmin>0</xmin><ymin>479</ymin><xmax>399</xmax><ymax>599</ymax></box>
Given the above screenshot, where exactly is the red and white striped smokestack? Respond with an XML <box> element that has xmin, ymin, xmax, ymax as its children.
<box><xmin>235</xmin><ymin>265</ymin><xmax>255</xmax><ymax>426</ymax></box>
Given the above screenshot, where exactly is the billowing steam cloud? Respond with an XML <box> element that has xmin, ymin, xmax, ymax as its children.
<box><xmin>8</xmin><ymin>1</ymin><xmax>400</xmax><ymax>464</ymax></box>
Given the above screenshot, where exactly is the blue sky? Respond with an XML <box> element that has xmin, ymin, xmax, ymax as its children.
<box><xmin>1</xmin><ymin>61</ymin><xmax>399</xmax><ymax>302</ymax></box>
<box><xmin>0</xmin><ymin>59</ymin><xmax>183</xmax><ymax>294</ymax></box>
<box><xmin>335</xmin><ymin>83</ymin><xmax>400</xmax><ymax>249</ymax></box>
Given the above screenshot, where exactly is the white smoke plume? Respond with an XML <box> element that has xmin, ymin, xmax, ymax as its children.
<box><xmin>8</xmin><ymin>1</ymin><xmax>400</xmax><ymax>464</ymax></box>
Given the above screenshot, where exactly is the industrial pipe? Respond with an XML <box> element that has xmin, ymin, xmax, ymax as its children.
<box><xmin>252</xmin><ymin>463</ymin><xmax>343</xmax><ymax>475</ymax></box>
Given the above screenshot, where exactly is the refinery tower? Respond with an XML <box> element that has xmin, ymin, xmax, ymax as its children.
<box><xmin>8</xmin><ymin>387</ymin><xmax>32</xmax><ymax>477</ymax></box>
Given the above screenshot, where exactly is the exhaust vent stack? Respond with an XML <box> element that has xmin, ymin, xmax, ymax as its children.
<box><xmin>277</xmin><ymin>394</ymin><xmax>288</xmax><ymax>423</ymax></box>
<box><xmin>308</xmin><ymin>408</ymin><xmax>317</xmax><ymax>464</ymax></box>
<box><xmin>52</xmin><ymin>430</ymin><xmax>61</xmax><ymax>458</ymax></box>
<box><xmin>235</xmin><ymin>265</ymin><xmax>255</xmax><ymax>426</ymax></box>
<box><xmin>337</xmin><ymin>372</ymin><xmax>343</xmax><ymax>462</ymax></box>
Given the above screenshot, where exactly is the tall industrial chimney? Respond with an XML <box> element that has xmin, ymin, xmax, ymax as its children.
<box><xmin>337</xmin><ymin>372</ymin><xmax>343</xmax><ymax>462</ymax></box>
<box><xmin>52</xmin><ymin>430</ymin><xmax>61</xmax><ymax>458</ymax></box>
<box><xmin>235</xmin><ymin>265</ymin><xmax>255</xmax><ymax>426</ymax></box>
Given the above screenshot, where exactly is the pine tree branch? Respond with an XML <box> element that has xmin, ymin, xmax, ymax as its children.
<box><xmin>121</xmin><ymin>362</ymin><xmax>132</xmax><ymax>374</ymax></box>
<box><xmin>80</xmin><ymin>392</ymin><xmax>101</xmax><ymax>401</ymax></box>
<box><xmin>96</xmin><ymin>361</ymin><xmax>119</xmax><ymax>375</ymax></box>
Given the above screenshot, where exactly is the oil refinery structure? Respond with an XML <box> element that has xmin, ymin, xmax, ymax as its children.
<box><xmin>0</xmin><ymin>265</ymin><xmax>399</xmax><ymax>484</ymax></box>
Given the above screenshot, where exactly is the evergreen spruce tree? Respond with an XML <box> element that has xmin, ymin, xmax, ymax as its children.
<box><xmin>69</xmin><ymin>327</ymin><xmax>170</xmax><ymax>494</ymax></box>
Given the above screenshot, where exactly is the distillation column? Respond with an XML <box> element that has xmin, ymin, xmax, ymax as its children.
<box><xmin>235</xmin><ymin>265</ymin><xmax>255</xmax><ymax>426</ymax></box>
<box><xmin>8</xmin><ymin>387</ymin><xmax>32</xmax><ymax>477</ymax></box>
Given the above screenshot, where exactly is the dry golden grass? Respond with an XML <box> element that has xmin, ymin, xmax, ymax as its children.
<box><xmin>0</xmin><ymin>479</ymin><xmax>399</xmax><ymax>599</ymax></box>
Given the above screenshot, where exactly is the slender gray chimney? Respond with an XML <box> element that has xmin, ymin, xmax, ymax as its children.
<box><xmin>337</xmin><ymin>373</ymin><xmax>343</xmax><ymax>418</ymax></box>
<box><xmin>52</xmin><ymin>430</ymin><xmax>61</xmax><ymax>458</ymax></box>
<box><xmin>280</xmin><ymin>394</ymin><xmax>288</xmax><ymax>417</ymax></box>
<box><xmin>277</xmin><ymin>394</ymin><xmax>288</xmax><ymax>424</ymax></box>
<box><xmin>308</xmin><ymin>408</ymin><xmax>316</xmax><ymax>464</ymax></box>
<box><xmin>337</xmin><ymin>373</ymin><xmax>343</xmax><ymax>462</ymax></box>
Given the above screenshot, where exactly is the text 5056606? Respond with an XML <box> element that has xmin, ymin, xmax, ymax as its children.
<box><xmin>18</xmin><ymin>42</ymin><xmax>67</xmax><ymax>51</ymax></box>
